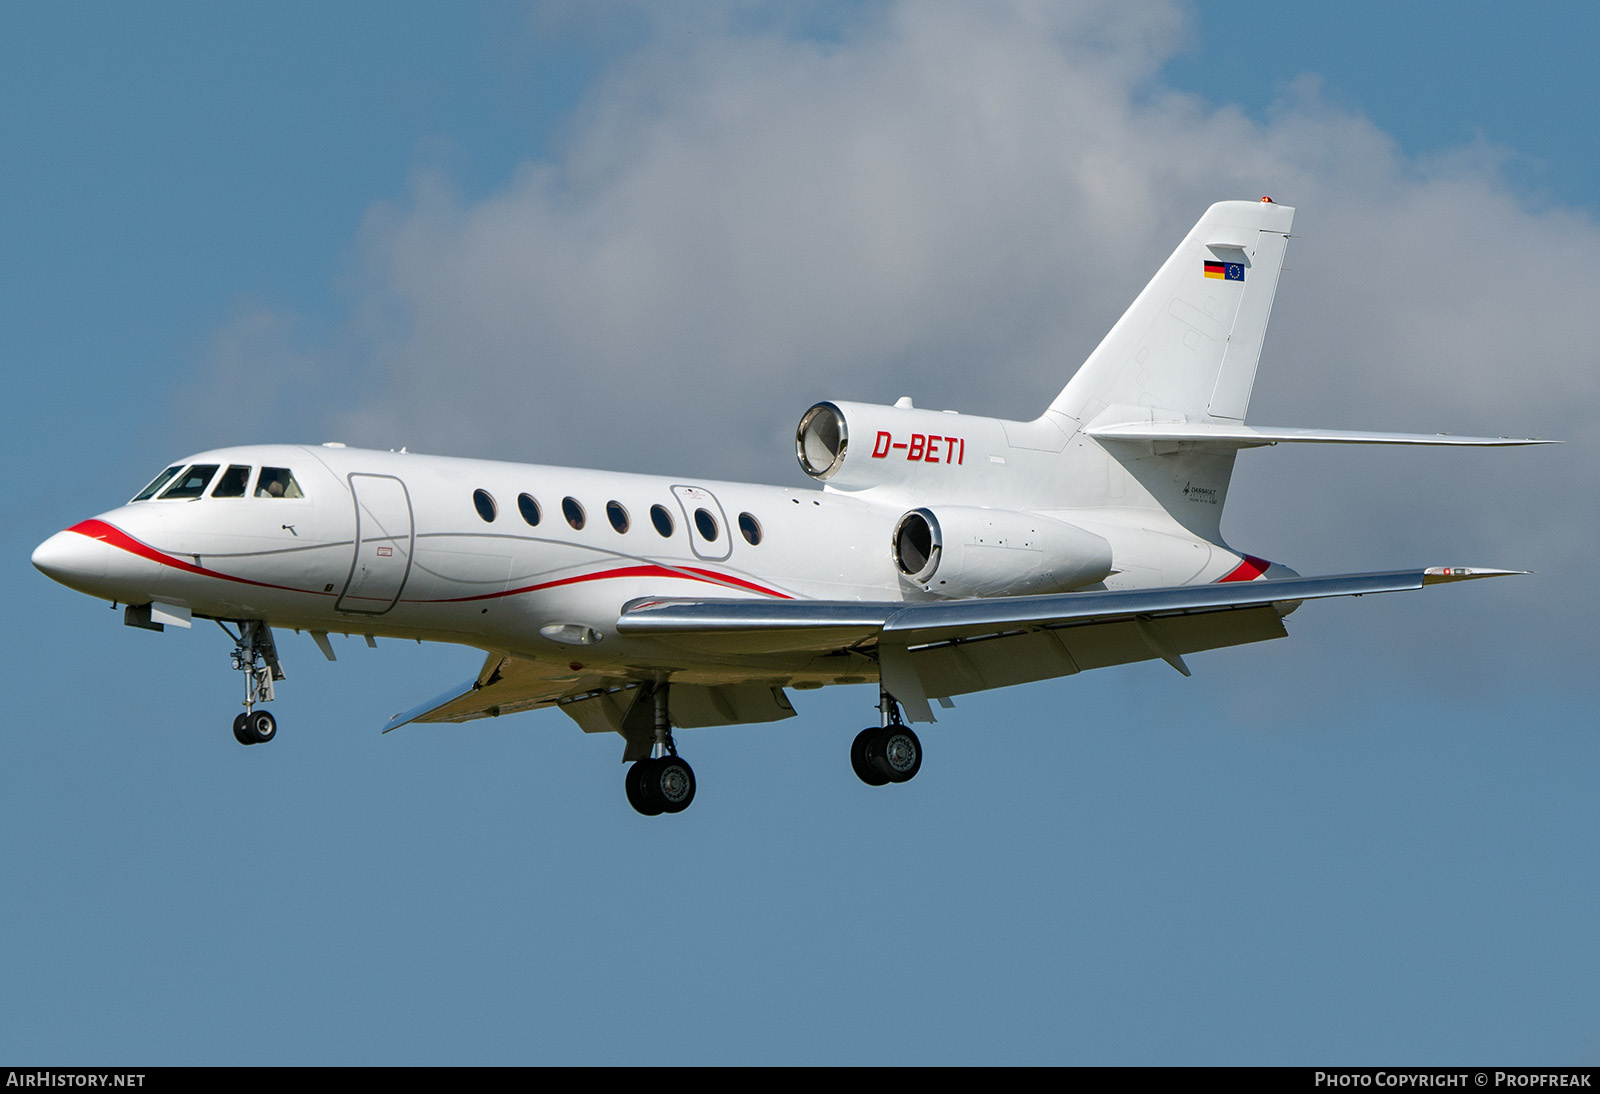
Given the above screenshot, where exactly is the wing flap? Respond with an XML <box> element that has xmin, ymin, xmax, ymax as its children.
<box><xmin>907</xmin><ymin>604</ymin><xmax>1288</xmax><ymax>697</ymax></box>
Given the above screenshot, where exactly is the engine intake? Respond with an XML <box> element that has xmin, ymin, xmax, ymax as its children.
<box><xmin>796</xmin><ymin>402</ymin><xmax>848</xmax><ymax>480</ymax></box>
<box><xmin>893</xmin><ymin>509</ymin><xmax>942</xmax><ymax>582</ymax></box>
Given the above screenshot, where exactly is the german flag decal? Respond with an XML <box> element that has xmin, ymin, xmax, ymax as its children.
<box><xmin>1204</xmin><ymin>260</ymin><xmax>1245</xmax><ymax>281</ymax></box>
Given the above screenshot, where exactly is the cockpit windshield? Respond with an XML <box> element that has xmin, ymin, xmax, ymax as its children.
<box><xmin>211</xmin><ymin>465</ymin><xmax>252</xmax><ymax>498</ymax></box>
<box><xmin>132</xmin><ymin>466</ymin><xmax>183</xmax><ymax>501</ymax></box>
<box><xmin>158</xmin><ymin>465</ymin><xmax>220</xmax><ymax>500</ymax></box>
<box><xmin>131</xmin><ymin>462</ymin><xmax>305</xmax><ymax>501</ymax></box>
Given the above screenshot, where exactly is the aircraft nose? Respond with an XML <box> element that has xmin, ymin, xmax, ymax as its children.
<box><xmin>32</xmin><ymin>527</ymin><xmax>107</xmax><ymax>587</ymax></box>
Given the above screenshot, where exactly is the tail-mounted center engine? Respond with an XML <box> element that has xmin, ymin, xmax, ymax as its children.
<box><xmin>796</xmin><ymin>402</ymin><xmax>852</xmax><ymax>480</ymax></box>
<box><xmin>891</xmin><ymin>506</ymin><xmax>1113</xmax><ymax>598</ymax></box>
<box><xmin>796</xmin><ymin>399</ymin><xmax>1027</xmax><ymax>493</ymax></box>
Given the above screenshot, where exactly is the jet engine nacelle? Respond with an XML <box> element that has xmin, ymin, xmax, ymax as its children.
<box><xmin>796</xmin><ymin>400</ymin><xmax>1017</xmax><ymax>493</ymax></box>
<box><xmin>891</xmin><ymin>507</ymin><xmax>1113</xmax><ymax>598</ymax></box>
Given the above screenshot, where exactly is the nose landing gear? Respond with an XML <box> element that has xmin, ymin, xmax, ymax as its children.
<box><xmin>221</xmin><ymin>620</ymin><xmax>284</xmax><ymax>746</ymax></box>
<box><xmin>232</xmin><ymin>709</ymin><xmax>277</xmax><ymax>746</ymax></box>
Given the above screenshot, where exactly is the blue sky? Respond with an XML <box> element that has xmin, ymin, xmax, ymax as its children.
<box><xmin>5</xmin><ymin>1</ymin><xmax>1598</xmax><ymax>1064</ymax></box>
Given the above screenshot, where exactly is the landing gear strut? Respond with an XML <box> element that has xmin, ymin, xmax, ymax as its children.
<box><xmin>222</xmin><ymin>620</ymin><xmax>284</xmax><ymax>746</ymax></box>
<box><xmin>625</xmin><ymin>682</ymin><xmax>696</xmax><ymax>816</ymax></box>
<box><xmin>851</xmin><ymin>686</ymin><xmax>922</xmax><ymax>786</ymax></box>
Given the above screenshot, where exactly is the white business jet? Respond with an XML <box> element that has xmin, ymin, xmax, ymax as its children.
<box><xmin>33</xmin><ymin>199</ymin><xmax>1546</xmax><ymax>815</ymax></box>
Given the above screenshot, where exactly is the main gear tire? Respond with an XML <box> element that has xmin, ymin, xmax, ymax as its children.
<box><xmin>627</xmin><ymin>759</ymin><xmax>665</xmax><ymax>816</ymax></box>
<box><xmin>851</xmin><ymin>727</ymin><xmax>890</xmax><ymax>786</ymax></box>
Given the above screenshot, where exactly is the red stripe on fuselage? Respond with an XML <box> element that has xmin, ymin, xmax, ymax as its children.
<box><xmin>682</xmin><ymin>567</ymin><xmax>794</xmax><ymax>599</ymax></box>
<box><xmin>67</xmin><ymin>519</ymin><xmax>317</xmax><ymax>594</ymax></box>
<box><xmin>435</xmin><ymin>564</ymin><xmax>792</xmax><ymax>602</ymax></box>
<box><xmin>1219</xmin><ymin>554</ymin><xmax>1270</xmax><ymax>582</ymax></box>
<box><xmin>67</xmin><ymin>519</ymin><xmax>792</xmax><ymax>603</ymax></box>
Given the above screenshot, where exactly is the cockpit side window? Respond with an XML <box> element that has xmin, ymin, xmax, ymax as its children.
<box><xmin>211</xmin><ymin>465</ymin><xmax>252</xmax><ymax>498</ymax></box>
<box><xmin>159</xmin><ymin>465</ymin><xmax>220</xmax><ymax>499</ymax></box>
<box><xmin>256</xmin><ymin>468</ymin><xmax>303</xmax><ymax>498</ymax></box>
<box><xmin>132</xmin><ymin>466</ymin><xmax>183</xmax><ymax>501</ymax></box>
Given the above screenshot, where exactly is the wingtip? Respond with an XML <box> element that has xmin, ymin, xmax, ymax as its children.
<box><xmin>381</xmin><ymin>711</ymin><xmax>420</xmax><ymax>733</ymax></box>
<box><xmin>1422</xmin><ymin>566</ymin><xmax>1530</xmax><ymax>585</ymax></box>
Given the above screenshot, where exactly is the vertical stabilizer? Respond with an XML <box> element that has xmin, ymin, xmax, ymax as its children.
<box><xmin>1038</xmin><ymin>200</ymin><xmax>1293</xmax><ymax>541</ymax></box>
<box><xmin>1048</xmin><ymin>199</ymin><xmax>1293</xmax><ymax>431</ymax></box>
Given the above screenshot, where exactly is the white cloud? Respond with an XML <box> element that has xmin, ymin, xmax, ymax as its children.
<box><xmin>199</xmin><ymin>0</ymin><xmax>1596</xmax><ymax>674</ymax></box>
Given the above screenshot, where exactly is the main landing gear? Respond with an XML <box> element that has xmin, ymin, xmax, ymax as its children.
<box><xmin>220</xmin><ymin>620</ymin><xmax>284</xmax><ymax>746</ymax></box>
<box><xmin>626</xmin><ymin>683</ymin><xmax>696</xmax><ymax>816</ymax></box>
<box><xmin>623</xmin><ymin>684</ymin><xmax>922</xmax><ymax>812</ymax></box>
<box><xmin>851</xmin><ymin>686</ymin><xmax>923</xmax><ymax>787</ymax></box>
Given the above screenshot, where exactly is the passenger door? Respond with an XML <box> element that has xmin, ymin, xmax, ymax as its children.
<box><xmin>337</xmin><ymin>474</ymin><xmax>413</xmax><ymax>614</ymax></box>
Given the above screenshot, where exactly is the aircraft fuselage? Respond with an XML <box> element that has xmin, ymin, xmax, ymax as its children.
<box><xmin>33</xmin><ymin>441</ymin><xmax>1264</xmax><ymax>689</ymax></box>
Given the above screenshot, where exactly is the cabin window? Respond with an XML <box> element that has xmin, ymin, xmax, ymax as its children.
<box><xmin>211</xmin><ymin>465</ymin><xmax>252</xmax><ymax>498</ymax></box>
<box><xmin>562</xmin><ymin>497</ymin><xmax>586</xmax><ymax>530</ymax></box>
<box><xmin>650</xmin><ymin>504</ymin><xmax>674</xmax><ymax>537</ymax></box>
<box><xmin>738</xmin><ymin>512</ymin><xmax>762</xmax><ymax>546</ymax></box>
<box><xmin>160</xmin><ymin>465</ymin><xmax>220</xmax><ymax>499</ymax></box>
<box><xmin>694</xmin><ymin>508</ymin><xmax>719</xmax><ymax>542</ymax></box>
<box><xmin>256</xmin><ymin>468</ymin><xmax>303</xmax><ymax>498</ymax></box>
<box><xmin>473</xmin><ymin>489</ymin><xmax>497</xmax><ymax>522</ymax></box>
<box><xmin>606</xmin><ymin>501</ymin><xmax>630</xmax><ymax>533</ymax></box>
<box><xmin>518</xmin><ymin>493</ymin><xmax>541</xmax><ymax>526</ymax></box>
<box><xmin>133</xmin><ymin>466</ymin><xmax>182</xmax><ymax>501</ymax></box>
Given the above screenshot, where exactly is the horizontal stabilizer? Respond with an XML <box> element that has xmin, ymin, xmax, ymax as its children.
<box><xmin>1085</xmin><ymin>422</ymin><xmax>1555</xmax><ymax>448</ymax></box>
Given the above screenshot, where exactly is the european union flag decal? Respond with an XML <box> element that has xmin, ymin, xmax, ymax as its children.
<box><xmin>1204</xmin><ymin>260</ymin><xmax>1245</xmax><ymax>281</ymax></box>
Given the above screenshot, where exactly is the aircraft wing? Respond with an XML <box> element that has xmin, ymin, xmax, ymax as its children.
<box><xmin>616</xmin><ymin>567</ymin><xmax>1519</xmax><ymax>721</ymax></box>
<box><xmin>382</xmin><ymin>651</ymin><xmax>606</xmax><ymax>732</ymax></box>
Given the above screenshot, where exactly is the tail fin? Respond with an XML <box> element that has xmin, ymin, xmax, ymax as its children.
<box><xmin>1029</xmin><ymin>201</ymin><xmax>1542</xmax><ymax>545</ymax></box>
<box><xmin>1038</xmin><ymin>200</ymin><xmax>1292</xmax><ymax>542</ymax></box>
<box><xmin>1048</xmin><ymin>199</ymin><xmax>1294</xmax><ymax>431</ymax></box>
